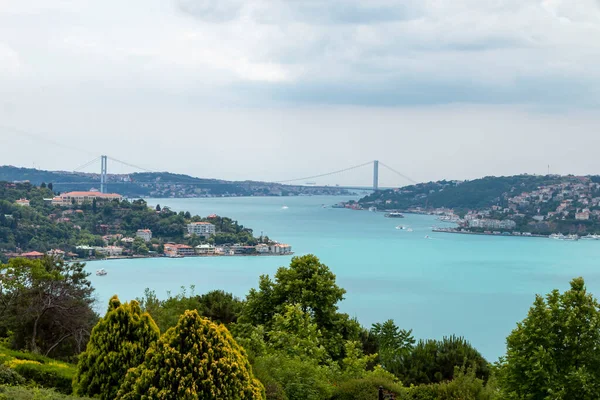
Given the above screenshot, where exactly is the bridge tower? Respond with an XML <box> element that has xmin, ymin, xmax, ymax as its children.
<box><xmin>373</xmin><ymin>160</ymin><xmax>379</xmax><ymax>191</ymax></box>
<box><xmin>100</xmin><ymin>155</ymin><xmax>107</xmax><ymax>193</ymax></box>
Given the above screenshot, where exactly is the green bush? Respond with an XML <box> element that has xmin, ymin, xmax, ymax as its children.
<box><xmin>0</xmin><ymin>385</ymin><xmax>92</xmax><ymax>400</ymax></box>
<box><xmin>0</xmin><ymin>364</ymin><xmax>25</xmax><ymax>385</ymax></box>
<box><xmin>0</xmin><ymin>346</ymin><xmax>50</xmax><ymax>364</ymax></box>
<box><xmin>8</xmin><ymin>360</ymin><xmax>75</xmax><ymax>394</ymax></box>
<box><xmin>404</xmin><ymin>367</ymin><xmax>500</xmax><ymax>400</ymax></box>
<box><xmin>253</xmin><ymin>354</ymin><xmax>333</xmax><ymax>400</ymax></box>
<box><xmin>117</xmin><ymin>310</ymin><xmax>265</xmax><ymax>399</ymax></box>
<box><xmin>73</xmin><ymin>296</ymin><xmax>160</xmax><ymax>400</ymax></box>
<box><xmin>330</xmin><ymin>375</ymin><xmax>406</xmax><ymax>400</ymax></box>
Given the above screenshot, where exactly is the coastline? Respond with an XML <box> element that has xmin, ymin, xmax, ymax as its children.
<box><xmin>432</xmin><ymin>228</ymin><xmax>546</xmax><ymax>239</ymax></box>
<box><xmin>81</xmin><ymin>252</ymin><xmax>295</xmax><ymax>263</ymax></box>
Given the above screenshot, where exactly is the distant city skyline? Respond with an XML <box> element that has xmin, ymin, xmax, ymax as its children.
<box><xmin>1</xmin><ymin>0</ymin><xmax>599</xmax><ymax>186</ymax></box>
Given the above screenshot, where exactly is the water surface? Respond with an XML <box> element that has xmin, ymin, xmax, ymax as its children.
<box><xmin>87</xmin><ymin>195</ymin><xmax>600</xmax><ymax>360</ymax></box>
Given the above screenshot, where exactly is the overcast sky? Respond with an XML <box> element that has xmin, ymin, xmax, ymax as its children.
<box><xmin>1</xmin><ymin>0</ymin><xmax>599</xmax><ymax>186</ymax></box>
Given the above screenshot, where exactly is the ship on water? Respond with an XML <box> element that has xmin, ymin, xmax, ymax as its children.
<box><xmin>384</xmin><ymin>212</ymin><xmax>404</xmax><ymax>218</ymax></box>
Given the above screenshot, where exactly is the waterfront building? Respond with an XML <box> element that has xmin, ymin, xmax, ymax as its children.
<box><xmin>15</xmin><ymin>198</ymin><xmax>30</xmax><ymax>206</ymax></box>
<box><xmin>269</xmin><ymin>244</ymin><xmax>293</xmax><ymax>254</ymax></box>
<box><xmin>136</xmin><ymin>229</ymin><xmax>152</xmax><ymax>242</ymax></box>
<box><xmin>255</xmin><ymin>244</ymin><xmax>270</xmax><ymax>254</ymax></box>
<box><xmin>187</xmin><ymin>222</ymin><xmax>216</xmax><ymax>238</ymax></box>
<box><xmin>46</xmin><ymin>249</ymin><xmax>65</xmax><ymax>258</ymax></box>
<box><xmin>468</xmin><ymin>219</ymin><xmax>516</xmax><ymax>230</ymax></box>
<box><xmin>576</xmin><ymin>210</ymin><xmax>591</xmax><ymax>220</ymax></box>
<box><xmin>51</xmin><ymin>191</ymin><xmax>122</xmax><ymax>206</ymax></box>
<box><xmin>21</xmin><ymin>251</ymin><xmax>44</xmax><ymax>259</ymax></box>
<box><xmin>195</xmin><ymin>244</ymin><xmax>216</xmax><ymax>255</ymax></box>
<box><xmin>164</xmin><ymin>243</ymin><xmax>195</xmax><ymax>257</ymax></box>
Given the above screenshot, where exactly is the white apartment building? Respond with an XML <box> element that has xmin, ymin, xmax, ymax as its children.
<box><xmin>187</xmin><ymin>222</ymin><xmax>216</xmax><ymax>238</ymax></box>
<box><xmin>136</xmin><ymin>229</ymin><xmax>152</xmax><ymax>242</ymax></box>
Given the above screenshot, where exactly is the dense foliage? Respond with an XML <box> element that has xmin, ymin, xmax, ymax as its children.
<box><xmin>116</xmin><ymin>310</ymin><xmax>265</xmax><ymax>399</ymax></box>
<box><xmin>359</xmin><ymin>175</ymin><xmax>565</xmax><ymax>211</ymax></box>
<box><xmin>0</xmin><ymin>181</ymin><xmax>259</xmax><ymax>256</ymax></box>
<box><xmin>241</xmin><ymin>255</ymin><xmax>357</xmax><ymax>360</ymax></box>
<box><xmin>501</xmin><ymin>277</ymin><xmax>600</xmax><ymax>399</ymax></box>
<box><xmin>0</xmin><ymin>257</ymin><xmax>97</xmax><ymax>358</ymax></box>
<box><xmin>73</xmin><ymin>296</ymin><xmax>160</xmax><ymax>399</ymax></box>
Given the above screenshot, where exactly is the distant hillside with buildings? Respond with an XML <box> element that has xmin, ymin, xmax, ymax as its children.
<box><xmin>358</xmin><ymin>174</ymin><xmax>600</xmax><ymax>235</ymax></box>
<box><xmin>0</xmin><ymin>166</ymin><xmax>349</xmax><ymax>198</ymax></box>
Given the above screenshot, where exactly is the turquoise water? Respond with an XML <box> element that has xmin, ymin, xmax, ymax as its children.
<box><xmin>86</xmin><ymin>195</ymin><xmax>600</xmax><ymax>361</ymax></box>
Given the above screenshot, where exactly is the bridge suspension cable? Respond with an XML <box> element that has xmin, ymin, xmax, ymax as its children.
<box><xmin>379</xmin><ymin>162</ymin><xmax>418</xmax><ymax>185</ymax></box>
<box><xmin>73</xmin><ymin>157</ymin><xmax>101</xmax><ymax>172</ymax></box>
<box><xmin>274</xmin><ymin>161</ymin><xmax>374</xmax><ymax>184</ymax></box>
<box><xmin>106</xmin><ymin>156</ymin><xmax>154</xmax><ymax>173</ymax></box>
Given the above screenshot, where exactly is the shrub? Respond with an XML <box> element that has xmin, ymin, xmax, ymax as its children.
<box><xmin>117</xmin><ymin>310</ymin><xmax>265</xmax><ymax>400</ymax></box>
<box><xmin>73</xmin><ymin>296</ymin><xmax>160</xmax><ymax>400</ymax></box>
<box><xmin>404</xmin><ymin>367</ymin><xmax>500</xmax><ymax>400</ymax></box>
<box><xmin>402</xmin><ymin>336</ymin><xmax>489</xmax><ymax>386</ymax></box>
<box><xmin>0</xmin><ymin>364</ymin><xmax>25</xmax><ymax>385</ymax></box>
<box><xmin>0</xmin><ymin>385</ymin><xmax>92</xmax><ymax>400</ymax></box>
<box><xmin>9</xmin><ymin>360</ymin><xmax>75</xmax><ymax>394</ymax></box>
<box><xmin>330</xmin><ymin>375</ymin><xmax>406</xmax><ymax>400</ymax></box>
<box><xmin>253</xmin><ymin>354</ymin><xmax>332</xmax><ymax>400</ymax></box>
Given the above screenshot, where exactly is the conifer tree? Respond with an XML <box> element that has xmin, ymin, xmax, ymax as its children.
<box><xmin>117</xmin><ymin>309</ymin><xmax>265</xmax><ymax>400</ymax></box>
<box><xmin>73</xmin><ymin>295</ymin><xmax>160</xmax><ymax>400</ymax></box>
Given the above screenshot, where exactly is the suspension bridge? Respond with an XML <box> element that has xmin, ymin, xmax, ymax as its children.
<box><xmin>55</xmin><ymin>156</ymin><xmax>418</xmax><ymax>193</ymax></box>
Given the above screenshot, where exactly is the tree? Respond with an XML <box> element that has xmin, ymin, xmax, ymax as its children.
<box><xmin>132</xmin><ymin>237</ymin><xmax>149</xmax><ymax>255</ymax></box>
<box><xmin>48</xmin><ymin>182</ymin><xmax>53</xmax><ymax>191</ymax></box>
<box><xmin>501</xmin><ymin>277</ymin><xmax>600</xmax><ymax>399</ymax></box>
<box><xmin>73</xmin><ymin>296</ymin><xmax>160</xmax><ymax>400</ymax></box>
<box><xmin>92</xmin><ymin>198</ymin><xmax>97</xmax><ymax>214</ymax></box>
<box><xmin>155</xmin><ymin>204</ymin><xmax>161</xmax><ymax>212</ymax></box>
<box><xmin>370</xmin><ymin>319</ymin><xmax>414</xmax><ymax>375</ymax></box>
<box><xmin>0</xmin><ymin>257</ymin><xmax>97</xmax><ymax>357</ymax></box>
<box><xmin>116</xmin><ymin>310</ymin><xmax>265</xmax><ymax>400</ymax></box>
<box><xmin>197</xmin><ymin>290</ymin><xmax>244</xmax><ymax>325</ymax></box>
<box><xmin>40</xmin><ymin>182</ymin><xmax>46</xmax><ymax>188</ymax></box>
<box><xmin>402</xmin><ymin>336</ymin><xmax>489</xmax><ymax>386</ymax></box>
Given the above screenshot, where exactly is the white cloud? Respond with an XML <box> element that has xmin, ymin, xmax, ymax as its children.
<box><xmin>0</xmin><ymin>0</ymin><xmax>599</xmax><ymax>105</ymax></box>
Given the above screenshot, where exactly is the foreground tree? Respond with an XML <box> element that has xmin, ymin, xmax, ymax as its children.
<box><xmin>0</xmin><ymin>257</ymin><xmax>97</xmax><ymax>357</ymax></box>
<box><xmin>117</xmin><ymin>310</ymin><xmax>264</xmax><ymax>400</ymax></box>
<box><xmin>73</xmin><ymin>296</ymin><xmax>160</xmax><ymax>400</ymax></box>
<box><xmin>241</xmin><ymin>254</ymin><xmax>357</xmax><ymax>359</ymax></box>
<box><xmin>402</xmin><ymin>335</ymin><xmax>489</xmax><ymax>386</ymax></box>
<box><xmin>370</xmin><ymin>319</ymin><xmax>414</xmax><ymax>376</ymax></box>
<box><xmin>501</xmin><ymin>277</ymin><xmax>600</xmax><ymax>399</ymax></box>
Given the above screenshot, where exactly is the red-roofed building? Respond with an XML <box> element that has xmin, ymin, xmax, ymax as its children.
<box><xmin>52</xmin><ymin>191</ymin><xmax>122</xmax><ymax>206</ymax></box>
<box><xmin>15</xmin><ymin>198</ymin><xmax>30</xmax><ymax>207</ymax></box>
<box><xmin>21</xmin><ymin>251</ymin><xmax>44</xmax><ymax>259</ymax></box>
<box><xmin>164</xmin><ymin>243</ymin><xmax>195</xmax><ymax>257</ymax></box>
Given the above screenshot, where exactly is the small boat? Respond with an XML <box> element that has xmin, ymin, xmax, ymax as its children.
<box><xmin>384</xmin><ymin>212</ymin><xmax>405</xmax><ymax>218</ymax></box>
<box><xmin>281</xmin><ymin>206</ymin><xmax>288</xmax><ymax>210</ymax></box>
<box><xmin>424</xmin><ymin>235</ymin><xmax>430</xmax><ymax>239</ymax></box>
<box><xmin>396</xmin><ymin>225</ymin><xmax>405</xmax><ymax>230</ymax></box>
<box><xmin>96</xmin><ymin>269</ymin><xmax>107</xmax><ymax>276</ymax></box>
<box><xmin>368</xmin><ymin>207</ymin><xmax>377</xmax><ymax>212</ymax></box>
<box><xmin>563</xmin><ymin>234</ymin><xmax>579</xmax><ymax>241</ymax></box>
<box><xmin>549</xmin><ymin>233</ymin><xmax>565</xmax><ymax>240</ymax></box>
<box><xmin>581</xmin><ymin>234</ymin><xmax>600</xmax><ymax>240</ymax></box>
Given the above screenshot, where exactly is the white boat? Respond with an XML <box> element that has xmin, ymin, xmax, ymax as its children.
<box><xmin>96</xmin><ymin>269</ymin><xmax>107</xmax><ymax>276</ymax></box>
<box><xmin>281</xmin><ymin>206</ymin><xmax>288</xmax><ymax>209</ymax></box>
<box><xmin>549</xmin><ymin>233</ymin><xmax>565</xmax><ymax>240</ymax></box>
<box><xmin>424</xmin><ymin>235</ymin><xmax>430</xmax><ymax>239</ymax></box>
<box><xmin>564</xmin><ymin>234</ymin><xmax>579</xmax><ymax>241</ymax></box>
<box><xmin>368</xmin><ymin>207</ymin><xmax>377</xmax><ymax>212</ymax></box>
<box><xmin>407</xmin><ymin>228</ymin><xmax>413</xmax><ymax>232</ymax></box>
<box><xmin>396</xmin><ymin>225</ymin><xmax>405</xmax><ymax>230</ymax></box>
<box><xmin>582</xmin><ymin>234</ymin><xmax>600</xmax><ymax>240</ymax></box>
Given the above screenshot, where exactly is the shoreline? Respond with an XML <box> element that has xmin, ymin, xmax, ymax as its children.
<box><xmin>82</xmin><ymin>252</ymin><xmax>295</xmax><ymax>263</ymax></box>
<box><xmin>432</xmin><ymin>229</ymin><xmax>547</xmax><ymax>239</ymax></box>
